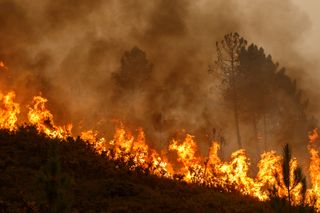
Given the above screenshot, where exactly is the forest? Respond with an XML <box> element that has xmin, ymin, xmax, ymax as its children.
<box><xmin>0</xmin><ymin>32</ymin><xmax>319</xmax><ymax>212</ymax></box>
<box><xmin>0</xmin><ymin>0</ymin><xmax>319</xmax><ymax>212</ymax></box>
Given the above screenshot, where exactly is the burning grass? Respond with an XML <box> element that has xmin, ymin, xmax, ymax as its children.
<box><xmin>0</xmin><ymin>126</ymin><xmax>308</xmax><ymax>212</ymax></box>
<box><xmin>0</xmin><ymin>89</ymin><xmax>319</xmax><ymax>211</ymax></box>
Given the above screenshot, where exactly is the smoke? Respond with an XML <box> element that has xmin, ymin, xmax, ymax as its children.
<box><xmin>0</xmin><ymin>0</ymin><xmax>314</xmax><ymax>155</ymax></box>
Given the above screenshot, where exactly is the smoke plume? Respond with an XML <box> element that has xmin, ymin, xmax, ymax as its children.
<box><xmin>0</xmin><ymin>0</ymin><xmax>314</xmax><ymax>156</ymax></box>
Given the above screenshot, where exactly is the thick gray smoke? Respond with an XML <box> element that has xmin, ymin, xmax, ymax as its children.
<box><xmin>0</xmin><ymin>0</ymin><xmax>314</xmax><ymax>156</ymax></box>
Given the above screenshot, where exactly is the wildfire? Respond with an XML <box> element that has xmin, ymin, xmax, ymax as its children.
<box><xmin>27</xmin><ymin>96</ymin><xmax>72</xmax><ymax>139</ymax></box>
<box><xmin>81</xmin><ymin>130</ymin><xmax>107</xmax><ymax>153</ymax></box>
<box><xmin>0</xmin><ymin>91</ymin><xmax>20</xmax><ymax>131</ymax></box>
<box><xmin>255</xmin><ymin>151</ymin><xmax>282</xmax><ymax>199</ymax></box>
<box><xmin>307</xmin><ymin>128</ymin><xmax>320</xmax><ymax>208</ymax></box>
<box><xmin>0</xmin><ymin>88</ymin><xmax>320</xmax><ymax>209</ymax></box>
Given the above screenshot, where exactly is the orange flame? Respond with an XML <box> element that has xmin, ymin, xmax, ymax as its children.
<box><xmin>0</xmin><ymin>91</ymin><xmax>20</xmax><ymax>131</ymax></box>
<box><xmin>307</xmin><ymin>128</ymin><xmax>320</xmax><ymax>209</ymax></box>
<box><xmin>27</xmin><ymin>96</ymin><xmax>72</xmax><ymax>139</ymax></box>
<box><xmin>0</xmin><ymin>89</ymin><xmax>319</xmax><ymax>209</ymax></box>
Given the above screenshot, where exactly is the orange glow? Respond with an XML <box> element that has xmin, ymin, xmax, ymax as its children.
<box><xmin>0</xmin><ymin>91</ymin><xmax>20</xmax><ymax>131</ymax></box>
<box><xmin>0</xmin><ymin>90</ymin><xmax>319</xmax><ymax>209</ymax></box>
<box><xmin>0</xmin><ymin>61</ymin><xmax>7</xmax><ymax>70</ymax></box>
<box><xmin>27</xmin><ymin>96</ymin><xmax>72</xmax><ymax>139</ymax></box>
<box><xmin>307</xmin><ymin>128</ymin><xmax>320</xmax><ymax>209</ymax></box>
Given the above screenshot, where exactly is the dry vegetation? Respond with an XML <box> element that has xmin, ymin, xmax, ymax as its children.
<box><xmin>0</xmin><ymin>126</ymin><xmax>315</xmax><ymax>213</ymax></box>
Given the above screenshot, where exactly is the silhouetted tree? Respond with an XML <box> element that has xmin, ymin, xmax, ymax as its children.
<box><xmin>229</xmin><ymin>42</ymin><xmax>316</xmax><ymax>153</ymax></box>
<box><xmin>215</xmin><ymin>32</ymin><xmax>247</xmax><ymax>148</ymax></box>
<box><xmin>237</xmin><ymin>44</ymin><xmax>278</xmax><ymax>150</ymax></box>
<box><xmin>272</xmin><ymin>68</ymin><xmax>314</xmax><ymax>146</ymax></box>
<box><xmin>276</xmin><ymin>144</ymin><xmax>306</xmax><ymax>206</ymax></box>
<box><xmin>113</xmin><ymin>46</ymin><xmax>153</xmax><ymax>90</ymax></box>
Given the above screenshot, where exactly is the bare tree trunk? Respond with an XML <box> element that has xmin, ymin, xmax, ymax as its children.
<box><xmin>220</xmin><ymin>136</ymin><xmax>225</xmax><ymax>160</ymax></box>
<box><xmin>252</xmin><ymin>114</ymin><xmax>259</xmax><ymax>153</ymax></box>
<box><xmin>231</xmin><ymin>50</ymin><xmax>242</xmax><ymax>148</ymax></box>
<box><xmin>287</xmin><ymin>187</ymin><xmax>291</xmax><ymax>206</ymax></box>
<box><xmin>203</xmin><ymin>159</ymin><xmax>208</xmax><ymax>182</ymax></box>
<box><xmin>263</xmin><ymin>114</ymin><xmax>267</xmax><ymax>150</ymax></box>
<box><xmin>232</xmin><ymin>90</ymin><xmax>242</xmax><ymax>148</ymax></box>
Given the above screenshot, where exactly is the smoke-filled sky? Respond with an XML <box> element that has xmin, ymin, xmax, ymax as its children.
<box><xmin>289</xmin><ymin>0</ymin><xmax>320</xmax><ymax>114</ymax></box>
<box><xmin>292</xmin><ymin>0</ymin><xmax>320</xmax><ymax>58</ymax></box>
<box><xmin>0</xmin><ymin>0</ymin><xmax>319</xmax><ymax>154</ymax></box>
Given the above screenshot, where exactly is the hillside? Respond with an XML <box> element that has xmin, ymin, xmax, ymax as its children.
<box><xmin>0</xmin><ymin>126</ymin><xmax>314</xmax><ymax>213</ymax></box>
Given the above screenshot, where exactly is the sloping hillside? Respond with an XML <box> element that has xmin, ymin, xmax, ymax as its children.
<box><xmin>0</xmin><ymin>126</ymin><xmax>311</xmax><ymax>212</ymax></box>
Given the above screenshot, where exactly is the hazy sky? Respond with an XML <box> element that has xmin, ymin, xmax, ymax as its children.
<box><xmin>1</xmin><ymin>0</ymin><xmax>319</xmax><ymax>148</ymax></box>
<box><xmin>292</xmin><ymin>0</ymin><xmax>320</xmax><ymax>59</ymax></box>
<box><xmin>288</xmin><ymin>0</ymin><xmax>320</xmax><ymax>115</ymax></box>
